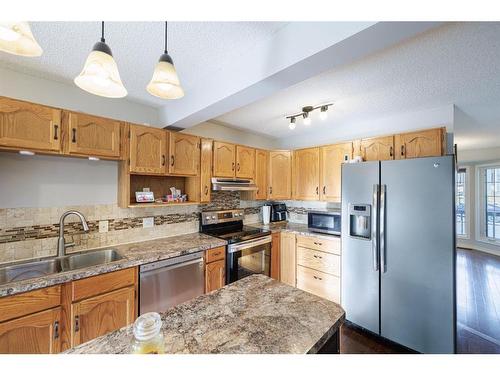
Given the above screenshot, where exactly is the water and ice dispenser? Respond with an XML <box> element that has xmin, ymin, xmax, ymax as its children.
<box><xmin>348</xmin><ymin>204</ymin><xmax>371</xmax><ymax>240</ymax></box>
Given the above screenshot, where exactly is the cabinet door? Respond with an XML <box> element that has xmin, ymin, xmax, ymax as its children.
<box><xmin>236</xmin><ymin>145</ymin><xmax>255</xmax><ymax>179</ymax></box>
<box><xmin>0</xmin><ymin>96</ymin><xmax>61</xmax><ymax>152</ymax></box>
<box><xmin>0</xmin><ymin>307</ymin><xmax>61</xmax><ymax>354</ymax></box>
<box><xmin>255</xmin><ymin>149</ymin><xmax>268</xmax><ymax>200</ymax></box>
<box><xmin>213</xmin><ymin>141</ymin><xmax>235</xmax><ymax>177</ymax></box>
<box><xmin>320</xmin><ymin>142</ymin><xmax>352</xmax><ymax>202</ymax></box>
<box><xmin>270</xmin><ymin>232</ymin><xmax>281</xmax><ymax>280</ymax></box>
<box><xmin>269</xmin><ymin>151</ymin><xmax>292</xmax><ymax>200</ymax></box>
<box><xmin>395</xmin><ymin>128</ymin><xmax>444</xmax><ymax>159</ymax></box>
<box><xmin>129</xmin><ymin>124</ymin><xmax>167</xmax><ymax>175</ymax></box>
<box><xmin>360</xmin><ymin>136</ymin><xmax>394</xmax><ymax>161</ymax></box>
<box><xmin>205</xmin><ymin>259</ymin><xmax>225</xmax><ymax>293</ymax></box>
<box><xmin>66</xmin><ymin>112</ymin><xmax>121</xmax><ymax>158</ymax></box>
<box><xmin>71</xmin><ymin>286</ymin><xmax>135</xmax><ymax>347</ymax></box>
<box><xmin>200</xmin><ymin>138</ymin><xmax>213</xmax><ymax>203</ymax></box>
<box><xmin>169</xmin><ymin>132</ymin><xmax>200</xmax><ymax>175</ymax></box>
<box><xmin>293</xmin><ymin>147</ymin><xmax>320</xmax><ymax>200</ymax></box>
<box><xmin>280</xmin><ymin>231</ymin><xmax>296</xmax><ymax>287</ymax></box>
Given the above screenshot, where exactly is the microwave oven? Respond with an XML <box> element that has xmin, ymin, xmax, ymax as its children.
<box><xmin>307</xmin><ymin>211</ymin><xmax>341</xmax><ymax>235</ymax></box>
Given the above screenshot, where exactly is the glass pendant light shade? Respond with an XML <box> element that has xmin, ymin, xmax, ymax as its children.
<box><xmin>74</xmin><ymin>22</ymin><xmax>127</xmax><ymax>98</ymax></box>
<box><xmin>0</xmin><ymin>22</ymin><xmax>43</xmax><ymax>57</ymax></box>
<box><xmin>147</xmin><ymin>21</ymin><xmax>184</xmax><ymax>100</ymax></box>
<box><xmin>147</xmin><ymin>53</ymin><xmax>184</xmax><ymax>99</ymax></box>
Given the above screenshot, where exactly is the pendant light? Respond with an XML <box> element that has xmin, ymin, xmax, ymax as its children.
<box><xmin>74</xmin><ymin>22</ymin><xmax>127</xmax><ymax>98</ymax></box>
<box><xmin>147</xmin><ymin>22</ymin><xmax>184</xmax><ymax>99</ymax></box>
<box><xmin>0</xmin><ymin>22</ymin><xmax>42</xmax><ymax>57</ymax></box>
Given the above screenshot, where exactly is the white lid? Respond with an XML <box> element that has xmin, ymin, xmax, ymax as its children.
<box><xmin>133</xmin><ymin>312</ymin><xmax>162</xmax><ymax>341</ymax></box>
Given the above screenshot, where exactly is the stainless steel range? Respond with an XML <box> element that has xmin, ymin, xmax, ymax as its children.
<box><xmin>200</xmin><ymin>209</ymin><xmax>271</xmax><ymax>284</ymax></box>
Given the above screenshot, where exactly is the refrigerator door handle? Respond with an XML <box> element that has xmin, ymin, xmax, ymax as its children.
<box><xmin>372</xmin><ymin>184</ymin><xmax>379</xmax><ymax>271</ymax></box>
<box><xmin>380</xmin><ymin>184</ymin><xmax>387</xmax><ymax>273</ymax></box>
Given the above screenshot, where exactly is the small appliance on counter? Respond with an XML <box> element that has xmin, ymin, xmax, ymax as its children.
<box><xmin>270</xmin><ymin>202</ymin><xmax>287</xmax><ymax>222</ymax></box>
<box><xmin>261</xmin><ymin>204</ymin><xmax>271</xmax><ymax>225</ymax></box>
<box><xmin>307</xmin><ymin>210</ymin><xmax>341</xmax><ymax>235</ymax></box>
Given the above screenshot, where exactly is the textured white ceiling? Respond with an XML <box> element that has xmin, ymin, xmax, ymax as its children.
<box><xmin>214</xmin><ymin>22</ymin><xmax>500</xmax><ymax>150</ymax></box>
<box><xmin>0</xmin><ymin>21</ymin><xmax>287</xmax><ymax>108</ymax></box>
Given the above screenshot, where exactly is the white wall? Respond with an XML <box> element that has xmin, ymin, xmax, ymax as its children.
<box><xmin>0</xmin><ymin>66</ymin><xmax>159</xmax><ymax>125</ymax></box>
<box><xmin>0</xmin><ymin>153</ymin><xmax>117</xmax><ymax>208</ymax></box>
<box><xmin>274</xmin><ymin>105</ymin><xmax>455</xmax><ymax>149</ymax></box>
<box><xmin>182</xmin><ymin>121</ymin><xmax>277</xmax><ymax>149</ymax></box>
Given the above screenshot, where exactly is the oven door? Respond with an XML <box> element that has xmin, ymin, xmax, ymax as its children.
<box><xmin>226</xmin><ymin>236</ymin><xmax>272</xmax><ymax>284</ymax></box>
<box><xmin>308</xmin><ymin>211</ymin><xmax>341</xmax><ymax>235</ymax></box>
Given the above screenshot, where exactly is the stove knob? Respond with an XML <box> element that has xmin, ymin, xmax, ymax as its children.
<box><xmin>205</xmin><ymin>216</ymin><xmax>211</xmax><ymax>220</ymax></box>
<box><xmin>211</xmin><ymin>216</ymin><xmax>216</xmax><ymax>219</ymax></box>
<box><xmin>234</xmin><ymin>213</ymin><xmax>239</xmax><ymax>217</ymax></box>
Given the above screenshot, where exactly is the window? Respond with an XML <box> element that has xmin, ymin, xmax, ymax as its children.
<box><xmin>456</xmin><ymin>168</ymin><xmax>467</xmax><ymax>237</ymax></box>
<box><xmin>484</xmin><ymin>167</ymin><xmax>500</xmax><ymax>240</ymax></box>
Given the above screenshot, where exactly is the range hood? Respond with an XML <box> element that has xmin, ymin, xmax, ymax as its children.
<box><xmin>211</xmin><ymin>177</ymin><xmax>258</xmax><ymax>191</ymax></box>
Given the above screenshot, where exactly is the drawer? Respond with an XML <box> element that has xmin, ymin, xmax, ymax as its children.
<box><xmin>0</xmin><ymin>285</ymin><xmax>61</xmax><ymax>323</ymax></box>
<box><xmin>296</xmin><ymin>235</ymin><xmax>340</xmax><ymax>255</ymax></box>
<box><xmin>72</xmin><ymin>268</ymin><xmax>136</xmax><ymax>302</ymax></box>
<box><xmin>206</xmin><ymin>246</ymin><xmax>225</xmax><ymax>263</ymax></box>
<box><xmin>296</xmin><ymin>246</ymin><xmax>340</xmax><ymax>276</ymax></box>
<box><xmin>296</xmin><ymin>265</ymin><xmax>340</xmax><ymax>304</ymax></box>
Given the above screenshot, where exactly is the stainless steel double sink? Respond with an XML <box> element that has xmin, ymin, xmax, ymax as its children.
<box><xmin>0</xmin><ymin>249</ymin><xmax>123</xmax><ymax>285</ymax></box>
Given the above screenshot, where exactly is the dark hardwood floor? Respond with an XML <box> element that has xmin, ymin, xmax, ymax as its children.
<box><xmin>340</xmin><ymin>248</ymin><xmax>500</xmax><ymax>354</ymax></box>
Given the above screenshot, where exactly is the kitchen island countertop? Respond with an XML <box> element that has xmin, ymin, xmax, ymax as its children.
<box><xmin>65</xmin><ymin>274</ymin><xmax>345</xmax><ymax>354</ymax></box>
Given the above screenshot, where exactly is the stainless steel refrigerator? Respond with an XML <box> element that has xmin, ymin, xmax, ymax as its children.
<box><xmin>341</xmin><ymin>155</ymin><xmax>456</xmax><ymax>353</ymax></box>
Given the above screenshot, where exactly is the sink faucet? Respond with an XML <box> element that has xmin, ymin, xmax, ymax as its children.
<box><xmin>57</xmin><ymin>211</ymin><xmax>90</xmax><ymax>258</ymax></box>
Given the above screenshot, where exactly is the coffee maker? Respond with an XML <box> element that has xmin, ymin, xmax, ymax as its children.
<box><xmin>270</xmin><ymin>202</ymin><xmax>287</xmax><ymax>222</ymax></box>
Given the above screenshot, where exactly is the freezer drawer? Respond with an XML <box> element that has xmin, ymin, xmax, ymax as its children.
<box><xmin>139</xmin><ymin>252</ymin><xmax>205</xmax><ymax>315</ymax></box>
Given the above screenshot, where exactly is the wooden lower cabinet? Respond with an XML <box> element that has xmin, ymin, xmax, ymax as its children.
<box><xmin>70</xmin><ymin>286</ymin><xmax>135</xmax><ymax>347</ymax></box>
<box><xmin>279</xmin><ymin>232</ymin><xmax>296</xmax><ymax>287</ymax></box>
<box><xmin>296</xmin><ymin>266</ymin><xmax>340</xmax><ymax>303</ymax></box>
<box><xmin>205</xmin><ymin>260</ymin><xmax>225</xmax><ymax>293</ymax></box>
<box><xmin>270</xmin><ymin>232</ymin><xmax>281</xmax><ymax>280</ymax></box>
<box><xmin>0</xmin><ymin>307</ymin><xmax>61</xmax><ymax>354</ymax></box>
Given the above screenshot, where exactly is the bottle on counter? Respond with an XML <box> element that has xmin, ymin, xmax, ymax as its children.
<box><xmin>131</xmin><ymin>312</ymin><xmax>165</xmax><ymax>354</ymax></box>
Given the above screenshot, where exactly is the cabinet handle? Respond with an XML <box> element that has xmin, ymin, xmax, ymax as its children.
<box><xmin>53</xmin><ymin>124</ymin><xmax>59</xmax><ymax>140</ymax></box>
<box><xmin>162</xmin><ymin>155</ymin><xmax>166</xmax><ymax>166</ymax></box>
<box><xmin>232</xmin><ymin>162</ymin><xmax>235</xmax><ymax>171</ymax></box>
<box><xmin>313</xmin><ymin>275</ymin><xmax>323</xmax><ymax>281</ymax></box>
<box><xmin>71</xmin><ymin>128</ymin><xmax>76</xmax><ymax>143</ymax></box>
<box><xmin>314</xmin><ymin>241</ymin><xmax>322</xmax><ymax>246</ymax></box>
<box><xmin>204</xmin><ymin>185</ymin><xmax>209</xmax><ymax>195</ymax></box>
<box><xmin>390</xmin><ymin>146</ymin><xmax>393</xmax><ymax>157</ymax></box>
<box><xmin>269</xmin><ymin>186</ymin><xmax>272</xmax><ymax>195</ymax></box>
<box><xmin>170</xmin><ymin>155</ymin><xmax>175</xmax><ymax>166</ymax></box>
<box><xmin>322</xmin><ymin>186</ymin><xmax>326</xmax><ymax>195</ymax></box>
<box><xmin>401</xmin><ymin>145</ymin><xmax>405</xmax><ymax>156</ymax></box>
<box><xmin>313</xmin><ymin>255</ymin><xmax>323</xmax><ymax>259</ymax></box>
<box><xmin>74</xmin><ymin>315</ymin><xmax>80</xmax><ymax>332</ymax></box>
<box><xmin>53</xmin><ymin>320</ymin><xmax>59</xmax><ymax>339</ymax></box>
<box><xmin>237</xmin><ymin>163</ymin><xmax>240</xmax><ymax>172</ymax></box>
<box><xmin>316</xmin><ymin>186</ymin><xmax>319</xmax><ymax>195</ymax></box>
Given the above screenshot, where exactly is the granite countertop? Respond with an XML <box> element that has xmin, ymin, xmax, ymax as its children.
<box><xmin>65</xmin><ymin>274</ymin><xmax>345</xmax><ymax>354</ymax></box>
<box><xmin>0</xmin><ymin>233</ymin><xmax>227</xmax><ymax>298</ymax></box>
<box><xmin>249</xmin><ymin>222</ymin><xmax>340</xmax><ymax>240</ymax></box>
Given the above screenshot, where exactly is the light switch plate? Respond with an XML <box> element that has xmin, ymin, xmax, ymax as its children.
<box><xmin>99</xmin><ymin>220</ymin><xmax>109</xmax><ymax>233</ymax></box>
<box><xmin>143</xmin><ymin>217</ymin><xmax>154</xmax><ymax>228</ymax></box>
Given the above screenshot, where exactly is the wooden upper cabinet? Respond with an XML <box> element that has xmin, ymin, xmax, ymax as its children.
<box><xmin>236</xmin><ymin>145</ymin><xmax>255</xmax><ymax>179</ymax></box>
<box><xmin>200</xmin><ymin>138</ymin><xmax>213</xmax><ymax>203</ymax></box>
<box><xmin>169</xmin><ymin>132</ymin><xmax>200</xmax><ymax>175</ymax></box>
<box><xmin>360</xmin><ymin>135</ymin><xmax>395</xmax><ymax>161</ymax></box>
<box><xmin>213</xmin><ymin>141</ymin><xmax>236</xmax><ymax>178</ymax></box>
<box><xmin>293</xmin><ymin>147</ymin><xmax>320</xmax><ymax>200</ymax></box>
<box><xmin>0</xmin><ymin>307</ymin><xmax>61</xmax><ymax>354</ymax></box>
<box><xmin>269</xmin><ymin>150</ymin><xmax>292</xmax><ymax>200</ymax></box>
<box><xmin>70</xmin><ymin>286</ymin><xmax>135</xmax><ymax>348</ymax></box>
<box><xmin>66</xmin><ymin>112</ymin><xmax>121</xmax><ymax>158</ymax></box>
<box><xmin>255</xmin><ymin>149</ymin><xmax>268</xmax><ymax>200</ymax></box>
<box><xmin>129</xmin><ymin>124</ymin><xmax>167</xmax><ymax>175</ymax></box>
<box><xmin>320</xmin><ymin>142</ymin><xmax>353</xmax><ymax>202</ymax></box>
<box><xmin>0</xmin><ymin>96</ymin><xmax>61</xmax><ymax>152</ymax></box>
<box><xmin>395</xmin><ymin>128</ymin><xmax>445</xmax><ymax>159</ymax></box>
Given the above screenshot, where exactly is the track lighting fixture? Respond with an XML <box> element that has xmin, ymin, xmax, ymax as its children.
<box><xmin>289</xmin><ymin>117</ymin><xmax>296</xmax><ymax>130</ymax></box>
<box><xmin>320</xmin><ymin>105</ymin><xmax>328</xmax><ymax>120</ymax></box>
<box><xmin>285</xmin><ymin>103</ymin><xmax>333</xmax><ymax>130</ymax></box>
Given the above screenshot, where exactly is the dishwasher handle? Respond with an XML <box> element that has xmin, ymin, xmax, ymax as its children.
<box><xmin>140</xmin><ymin>252</ymin><xmax>204</xmax><ymax>273</ymax></box>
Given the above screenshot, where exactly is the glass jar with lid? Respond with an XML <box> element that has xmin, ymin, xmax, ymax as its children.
<box><xmin>130</xmin><ymin>312</ymin><xmax>165</xmax><ymax>354</ymax></box>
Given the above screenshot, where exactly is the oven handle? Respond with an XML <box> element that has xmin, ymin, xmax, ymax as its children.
<box><xmin>227</xmin><ymin>236</ymin><xmax>272</xmax><ymax>253</ymax></box>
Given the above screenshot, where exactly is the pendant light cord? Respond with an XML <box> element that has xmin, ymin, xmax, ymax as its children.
<box><xmin>164</xmin><ymin>21</ymin><xmax>168</xmax><ymax>54</ymax></box>
<box><xmin>101</xmin><ymin>21</ymin><xmax>105</xmax><ymax>43</ymax></box>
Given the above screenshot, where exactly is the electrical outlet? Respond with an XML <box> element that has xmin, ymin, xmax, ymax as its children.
<box><xmin>143</xmin><ymin>217</ymin><xmax>154</xmax><ymax>228</ymax></box>
<box><xmin>99</xmin><ymin>220</ymin><xmax>109</xmax><ymax>233</ymax></box>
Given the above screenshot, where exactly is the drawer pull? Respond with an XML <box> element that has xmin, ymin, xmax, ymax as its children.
<box><xmin>71</xmin><ymin>128</ymin><xmax>77</xmax><ymax>143</ymax></box>
<box><xmin>313</xmin><ymin>255</ymin><xmax>322</xmax><ymax>259</ymax></box>
<box><xmin>53</xmin><ymin>320</ymin><xmax>59</xmax><ymax>339</ymax></box>
<box><xmin>53</xmin><ymin>124</ymin><xmax>59</xmax><ymax>140</ymax></box>
<box><xmin>313</xmin><ymin>275</ymin><xmax>323</xmax><ymax>281</ymax></box>
<box><xmin>74</xmin><ymin>315</ymin><xmax>80</xmax><ymax>332</ymax></box>
<box><xmin>313</xmin><ymin>242</ymin><xmax>323</xmax><ymax>246</ymax></box>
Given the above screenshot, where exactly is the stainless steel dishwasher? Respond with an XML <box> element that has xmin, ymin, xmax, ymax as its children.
<box><xmin>139</xmin><ymin>252</ymin><xmax>205</xmax><ymax>314</ymax></box>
